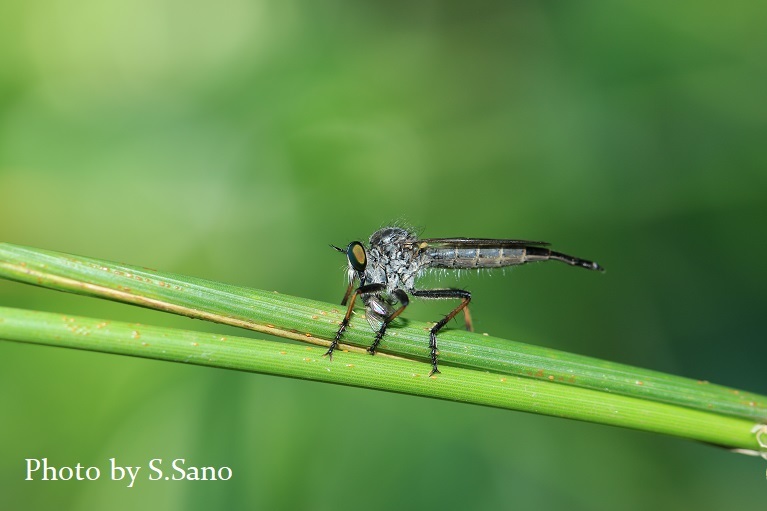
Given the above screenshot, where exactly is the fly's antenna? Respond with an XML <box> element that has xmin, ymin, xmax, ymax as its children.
<box><xmin>330</xmin><ymin>244</ymin><xmax>344</xmax><ymax>253</ymax></box>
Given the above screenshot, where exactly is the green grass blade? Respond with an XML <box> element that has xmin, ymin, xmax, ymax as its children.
<box><xmin>1</xmin><ymin>242</ymin><xmax>765</xmax><ymax>425</ymax></box>
<box><xmin>0</xmin><ymin>306</ymin><xmax>762</xmax><ymax>452</ymax></box>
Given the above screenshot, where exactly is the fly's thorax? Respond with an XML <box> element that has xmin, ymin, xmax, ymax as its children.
<box><xmin>363</xmin><ymin>261</ymin><xmax>387</xmax><ymax>287</ymax></box>
<box><xmin>366</xmin><ymin>235</ymin><xmax>425</xmax><ymax>294</ymax></box>
<box><xmin>368</xmin><ymin>226</ymin><xmax>415</xmax><ymax>248</ymax></box>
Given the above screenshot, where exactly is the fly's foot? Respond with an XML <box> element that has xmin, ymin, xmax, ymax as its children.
<box><xmin>428</xmin><ymin>331</ymin><xmax>440</xmax><ymax>376</ymax></box>
<box><xmin>325</xmin><ymin>320</ymin><xmax>349</xmax><ymax>361</ymax></box>
<box><xmin>368</xmin><ymin>326</ymin><xmax>386</xmax><ymax>355</ymax></box>
<box><xmin>323</xmin><ymin>342</ymin><xmax>337</xmax><ymax>360</ymax></box>
<box><xmin>428</xmin><ymin>354</ymin><xmax>441</xmax><ymax>377</ymax></box>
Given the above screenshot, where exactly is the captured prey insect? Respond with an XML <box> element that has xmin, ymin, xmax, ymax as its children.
<box><xmin>325</xmin><ymin>226</ymin><xmax>604</xmax><ymax>376</ymax></box>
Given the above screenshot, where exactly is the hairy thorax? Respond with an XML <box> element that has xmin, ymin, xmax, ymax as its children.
<box><xmin>364</xmin><ymin>227</ymin><xmax>425</xmax><ymax>293</ymax></box>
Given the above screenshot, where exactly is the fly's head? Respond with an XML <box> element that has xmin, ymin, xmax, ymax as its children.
<box><xmin>331</xmin><ymin>241</ymin><xmax>368</xmax><ymax>286</ymax></box>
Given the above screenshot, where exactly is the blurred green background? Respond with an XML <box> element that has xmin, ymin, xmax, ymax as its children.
<box><xmin>1</xmin><ymin>0</ymin><xmax>766</xmax><ymax>509</ymax></box>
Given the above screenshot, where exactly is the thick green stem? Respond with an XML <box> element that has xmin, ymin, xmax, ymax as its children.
<box><xmin>0</xmin><ymin>307</ymin><xmax>762</xmax><ymax>452</ymax></box>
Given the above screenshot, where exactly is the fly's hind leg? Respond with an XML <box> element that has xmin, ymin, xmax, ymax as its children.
<box><xmin>410</xmin><ymin>288</ymin><xmax>472</xmax><ymax>375</ymax></box>
<box><xmin>463</xmin><ymin>304</ymin><xmax>473</xmax><ymax>332</ymax></box>
<box><xmin>368</xmin><ymin>289</ymin><xmax>409</xmax><ymax>355</ymax></box>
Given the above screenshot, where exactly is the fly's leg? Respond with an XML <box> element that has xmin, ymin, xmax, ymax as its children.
<box><xmin>341</xmin><ymin>282</ymin><xmax>362</xmax><ymax>305</ymax></box>
<box><xmin>463</xmin><ymin>303</ymin><xmax>474</xmax><ymax>332</ymax></box>
<box><xmin>368</xmin><ymin>289</ymin><xmax>409</xmax><ymax>355</ymax></box>
<box><xmin>340</xmin><ymin>281</ymin><xmax>354</xmax><ymax>306</ymax></box>
<box><xmin>325</xmin><ymin>283</ymin><xmax>386</xmax><ymax>360</ymax></box>
<box><xmin>411</xmin><ymin>288</ymin><xmax>472</xmax><ymax>375</ymax></box>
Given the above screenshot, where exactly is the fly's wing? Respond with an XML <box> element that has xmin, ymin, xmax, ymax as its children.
<box><xmin>364</xmin><ymin>296</ymin><xmax>394</xmax><ymax>332</ymax></box>
<box><xmin>413</xmin><ymin>237</ymin><xmax>550</xmax><ymax>248</ymax></box>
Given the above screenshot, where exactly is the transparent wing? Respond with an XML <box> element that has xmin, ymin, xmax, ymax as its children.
<box><xmin>365</xmin><ymin>308</ymin><xmax>385</xmax><ymax>332</ymax></box>
<box><xmin>414</xmin><ymin>237</ymin><xmax>550</xmax><ymax>248</ymax></box>
<box><xmin>364</xmin><ymin>296</ymin><xmax>394</xmax><ymax>332</ymax></box>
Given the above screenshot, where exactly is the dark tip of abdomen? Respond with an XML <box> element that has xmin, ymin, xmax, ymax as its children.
<box><xmin>550</xmin><ymin>251</ymin><xmax>604</xmax><ymax>272</ymax></box>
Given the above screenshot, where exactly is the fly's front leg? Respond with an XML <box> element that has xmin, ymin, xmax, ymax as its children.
<box><xmin>411</xmin><ymin>288</ymin><xmax>472</xmax><ymax>375</ymax></box>
<box><xmin>325</xmin><ymin>283</ymin><xmax>386</xmax><ymax>360</ymax></box>
<box><xmin>368</xmin><ymin>289</ymin><xmax>409</xmax><ymax>355</ymax></box>
<box><xmin>339</xmin><ymin>281</ymin><xmax>354</xmax><ymax>306</ymax></box>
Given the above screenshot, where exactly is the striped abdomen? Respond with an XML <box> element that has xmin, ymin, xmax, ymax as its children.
<box><xmin>423</xmin><ymin>245</ymin><xmax>602</xmax><ymax>271</ymax></box>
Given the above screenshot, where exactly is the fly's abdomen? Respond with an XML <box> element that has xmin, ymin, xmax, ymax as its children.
<box><xmin>423</xmin><ymin>245</ymin><xmax>603</xmax><ymax>271</ymax></box>
<box><xmin>424</xmin><ymin>246</ymin><xmax>528</xmax><ymax>269</ymax></box>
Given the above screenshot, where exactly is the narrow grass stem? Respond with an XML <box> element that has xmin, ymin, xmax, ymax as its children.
<box><xmin>0</xmin><ymin>306</ymin><xmax>762</xmax><ymax>452</ymax></box>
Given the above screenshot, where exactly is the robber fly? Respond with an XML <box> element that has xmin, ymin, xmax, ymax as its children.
<box><xmin>326</xmin><ymin>226</ymin><xmax>603</xmax><ymax>375</ymax></box>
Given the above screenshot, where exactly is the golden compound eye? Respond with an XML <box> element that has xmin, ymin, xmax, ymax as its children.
<box><xmin>347</xmin><ymin>242</ymin><xmax>366</xmax><ymax>272</ymax></box>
